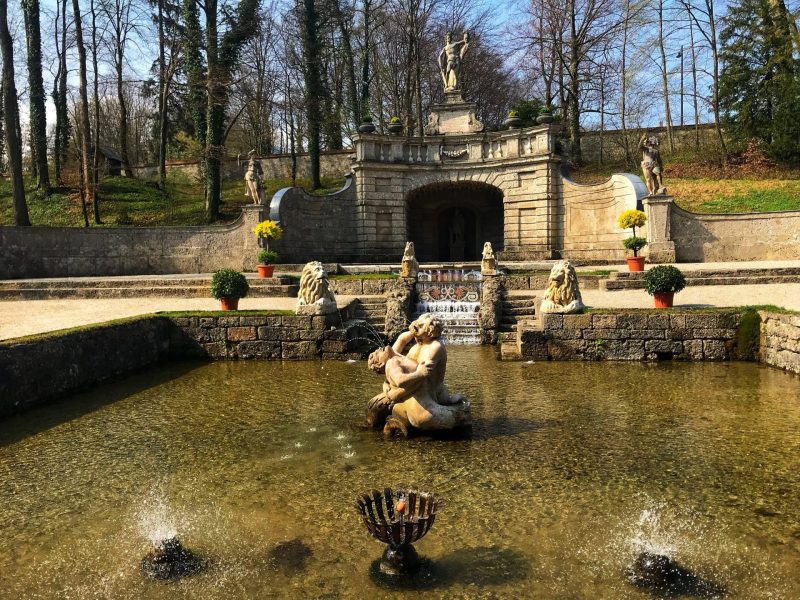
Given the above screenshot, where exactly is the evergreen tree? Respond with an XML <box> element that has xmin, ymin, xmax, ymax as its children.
<box><xmin>719</xmin><ymin>0</ymin><xmax>800</xmax><ymax>159</ymax></box>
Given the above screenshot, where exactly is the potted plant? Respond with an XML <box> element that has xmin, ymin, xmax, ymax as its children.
<box><xmin>387</xmin><ymin>116</ymin><xmax>403</xmax><ymax>135</ymax></box>
<box><xmin>644</xmin><ymin>265</ymin><xmax>686</xmax><ymax>308</ymax></box>
<box><xmin>536</xmin><ymin>105</ymin><xmax>555</xmax><ymax>124</ymax></box>
<box><xmin>253</xmin><ymin>219</ymin><xmax>283</xmax><ymax>277</ymax></box>
<box><xmin>358</xmin><ymin>114</ymin><xmax>376</xmax><ymax>134</ymax></box>
<box><xmin>211</xmin><ymin>268</ymin><xmax>249</xmax><ymax>311</ymax></box>
<box><xmin>618</xmin><ymin>209</ymin><xmax>648</xmax><ymax>271</ymax></box>
<box><xmin>256</xmin><ymin>249</ymin><xmax>279</xmax><ymax>278</ymax></box>
<box><xmin>504</xmin><ymin>110</ymin><xmax>522</xmax><ymax>129</ymax></box>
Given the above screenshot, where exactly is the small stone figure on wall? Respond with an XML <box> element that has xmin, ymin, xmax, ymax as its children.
<box><xmin>244</xmin><ymin>149</ymin><xmax>265</xmax><ymax>205</ymax></box>
<box><xmin>481</xmin><ymin>242</ymin><xmax>497</xmax><ymax>275</ymax></box>
<box><xmin>438</xmin><ymin>32</ymin><xmax>469</xmax><ymax>92</ymax></box>
<box><xmin>400</xmin><ymin>242</ymin><xmax>419</xmax><ymax>279</ymax></box>
<box><xmin>539</xmin><ymin>260</ymin><xmax>585</xmax><ymax>314</ymax></box>
<box><xmin>639</xmin><ymin>133</ymin><xmax>667</xmax><ymax>196</ymax></box>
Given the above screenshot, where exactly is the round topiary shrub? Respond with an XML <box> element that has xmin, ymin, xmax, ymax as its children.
<box><xmin>257</xmin><ymin>249</ymin><xmax>279</xmax><ymax>265</ymax></box>
<box><xmin>211</xmin><ymin>268</ymin><xmax>250</xmax><ymax>300</ymax></box>
<box><xmin>643</xmin><ymin>265</ymin><xmax>687</xmax><ymax>295</ymax></box>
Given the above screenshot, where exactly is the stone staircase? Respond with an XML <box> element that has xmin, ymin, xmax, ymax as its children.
<box><xmin>498</xmin><ymin>292</ymin><xmax>538</xmax><ymax>344</ymax></box>
<box><xmin>601</xmin><ymin>266</ymin><xmax>800</xmax><ymax>291</ymax></box>
<box><xmin>0</xmin><ymin>275</ymin><xmax>299</xmax><ymax>300</ymax></box>
<box><xmin>348</xmin><ymin>296</ymin><xmax>387</xmax><ymax>333</ymax></box>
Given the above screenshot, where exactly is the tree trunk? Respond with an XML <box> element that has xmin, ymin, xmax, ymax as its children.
<box><xmin>53</xmin><ymin>0</ymin><xmax>69</xmax><ymax>185</ymax></box>
<box><xmin>72</xmin><ymin>0</ymin><xmax>92</xmax><ymax>226</ymax></box>
<box><xmin>707</xmin><ymin>1</ymin><xmax>727</xmax><ymax>161</ymax></box>
<box><xmin>331</xmin><ymin>0</ymin><xmax>360</xmax><ymax>126</ymax></box>
<box><xmin>301</xmin><ymin>0</ymin><xmax>322</xmax><ymax>189</ymax></box>
<box><xmin>567</xmin><ymin>2</ymin><xmax>582</xmax><ymax>164</ymax></box>
<box><xmin>22</xmin><ymin>0</ymin><xmax>50</xmax><ymax>195</ymax></box>
<box><xmin>204</xmin><ymin>0</ymin><xmax>222</xmax><ymax>220</ymax></box>
<box><xmin>689</xmin><ymin>16</ymin><xmax>700</xmax><ymax>149</ymax></box>
<box><xmin>116</xmin><ymin>60</ymin><xmax>131</xmax><ymax>177</ymax></box>
<box><xmin>90</xmin><ymin>0</ymin><xmax>102</xmax><ymax>223</ymax></box>
<box><xmin>620</xmin><ymin>0</ymin><xmax>631</xmax><ymax>166</ymax></box>
<box><xmin>157</xmin><ymin>0</ymin><xmax>167</xmax><ymax>187</ymax></box>
<box><xmin>0</xmin><ymin>0</ymin><xmax>29</xmax><ymax>225</ymax></box>
<box><xmin>360</xmin><ymin>0</ymin><xmax>371</xmax><ymax>112</ymax></box>
<box><xmin>658</xmin><ymin>0</ymin><xmax>675</xmax><ymax>152</ymax></box>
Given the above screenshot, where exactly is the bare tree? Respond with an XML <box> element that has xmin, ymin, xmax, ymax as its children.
<box><xmin>22</xmin><ymin>0</ymin><xmax>51</xmax><ymax>195</ymax></box>
<box><xmin>73</xmin><ymin>0</ymin><xmax>93</xmax><ymax>226</ymax></box>
<box><xmin>1</xmin><ymin>0</ymin><xmax>30</xmax><ymax>225</ymax></box>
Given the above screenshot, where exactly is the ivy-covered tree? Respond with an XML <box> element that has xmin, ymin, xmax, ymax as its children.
<box><xmin>21</xmin><ymin>0</ymin><xmax>51</xmax><ymax>195</ymax></box>
<box><xmin>719</xmin><ymin>0</ymin><xmax>800</xmax><ymax>159</ymax></box>
<box><xmin>301</xmin><ymin>0</ymin><xmax>323</xmax><ymax>190</ymax></box>
<box><xmin>195</xmin><ymin>0</ymin><xmax>259</xmax><ymax>221</ymax></box>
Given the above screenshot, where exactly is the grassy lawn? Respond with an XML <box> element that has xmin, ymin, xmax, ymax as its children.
<box><xmin>669</xmin><ymin>179</ymin><xmax>800</xmax><ymax>213</ymax></box>
<box><xmin>0</xmin><ymin>173</ymin><xmax>346</xmax><ymax>227</ymax></box>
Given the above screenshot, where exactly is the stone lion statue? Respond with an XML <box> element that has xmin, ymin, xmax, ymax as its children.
<box><xmin>539</xmin><ymin>260</ymin><xmax>584</xmax><ymax>314</ymax></box>
<box><xmin>400</xmin><ymin>241</ymin><xmax>419</xmax><ymax>278</ymax></box>
<box><xmin>296</xmin><ymin>261</ymin><xmax>337</xmax><ymax>315</ymax></box>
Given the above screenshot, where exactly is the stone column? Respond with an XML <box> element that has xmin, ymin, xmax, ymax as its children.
<box><xmin>643</xmin><ymin>195</ymin><xmax>676</xmax><ymax>263</ymax></box>
<box><xmin>241</xmin><ymin>205</ymin><xmax>267</xmax><ymax>271</ymax></box>
<box><xmin>478</xmin><ymin>274</ymin><xmax>502</xmax><ymax>345</ymax></box>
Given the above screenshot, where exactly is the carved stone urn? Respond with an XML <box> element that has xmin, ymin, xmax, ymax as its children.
<box><xmin>358</xmin><ymin>119</ymin><xmax>376</xmax><ymax>134</ymax></box>
<box><xmin>356</xmin><ymin>488</ymin><xmax>439</xmax><ymax>575</ymax></box>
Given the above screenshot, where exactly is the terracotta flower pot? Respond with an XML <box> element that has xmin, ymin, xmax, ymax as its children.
<box><xmin>257</xmin><ymin>264</ymin><xmax>274</xmax><ymax>278</ymax></box>
<box><xmin>219</xmin><ymin>297</ymin><xmax>239</xmax><ymax>311</ymax></box>
<box><xmin>653</xmin><ymin>292</ymin><xmax>674</xmax><ymax>308</ymax></box>
<box><xmin>627</xmin><ymin>256</ymin><xmax>646</xmax><ymax>272</ymax></box>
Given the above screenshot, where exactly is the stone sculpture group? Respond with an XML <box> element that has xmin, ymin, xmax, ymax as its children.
<box><xmin>367</xmin><ymin>313</ymin><xmax>471</xmax><ymax>436</ymax></box>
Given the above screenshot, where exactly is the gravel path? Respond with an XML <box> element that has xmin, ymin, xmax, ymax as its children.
<box><xmin>0</xmin><ymin>296</ymin><xmax>359</xmax><ymax>341</ymax></box>
<box><xmin>2</xmin><ymin>284</ymin><xmax>798</xmax><ymax>341</ymax></box>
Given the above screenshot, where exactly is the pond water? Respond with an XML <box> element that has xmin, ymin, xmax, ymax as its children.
<box><xmin>1</xmin><ymin>347</ymin><xmax>799</xmax><ymax>599</ymax></box>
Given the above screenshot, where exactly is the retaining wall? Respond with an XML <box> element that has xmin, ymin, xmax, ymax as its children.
<box><xmin>671</xmin><ymin>205</ymin><xmax>800</xmax><ymax>262</ymax></box>
<box><xmin>518</xmin><ymin>310</ymin><xmax>747</xmax><ymax>361</ymax></box>
<box><xmin>759</xmin><ymin>311</ymin><xmax>800</xmax><ymax>375</ymax></box>
<box><xmin>0</xmin><ymin>309</ymin><xmax>373</xmax><ymax>418</ymax></box>
<box><xmin>0</xmin><ymin>207</ymin><xmax>264</xmax><ymax>279</ymax></box>
<box><xmin>130</xmin><ymin>150</ymin><xmax>353</xmax><ymax>181</ymax></box>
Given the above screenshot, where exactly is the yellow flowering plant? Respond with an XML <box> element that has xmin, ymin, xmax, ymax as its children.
<box><xmin>253</xmin><ymin>220</ymin><xmax>283</xmax><ymax>253</ymax></box>
<box><xmin>617</xmin><ymin>209</ymin><xmax>647</xmax><ymax>257</ymax></box>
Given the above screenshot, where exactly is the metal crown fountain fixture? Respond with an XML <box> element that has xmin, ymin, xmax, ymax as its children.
<box><xmin>355</xmin><ymin>488</ymin><xmax>439</xmax><ymax>575</ymax></box>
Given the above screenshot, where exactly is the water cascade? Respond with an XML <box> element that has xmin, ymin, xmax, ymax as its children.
<box><xmin>413</xmin><ymin>269</ymin><xmax>482</xmax><ymax>345</ymax></box>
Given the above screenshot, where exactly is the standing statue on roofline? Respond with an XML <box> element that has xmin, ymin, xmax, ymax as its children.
<box><xmin>438</xmin><ymin>32</ymin><xmax>469</xmax><ymax>92</ymax></box>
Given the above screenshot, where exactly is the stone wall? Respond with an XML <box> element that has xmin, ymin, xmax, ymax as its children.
<box><xmin>269</xmin><ymin>176</ymin><xmax>366</xmax><ymax>263</ymax></box>
<box><xmin>558</xmin><ymin>174</ymin><xmax>645</xmax><ymax>260</ymax></box>
<box><xmin>0</xmin><ymin>317</ymin><xmax>170</xmax><ymax>417</ymax></box>
<box><xmin>518</xmin><ymin>310</ymin><xmax>745</xmax><ymax>361</ymax></box>
<box><xmin>131</xmin><ymin>150</ymin><xmax>354</xmax><ymax>181</ymax></box>
<box><xmin>760</xmin><ymin>311</ymin><xmax>800</xmax><ymax>375</ymax></box>
<box><xmin>0</xmin><ymin>207</ymin><xmax>264</xmax><ymax>279</ymax></box>
<box><xmin>670</xmin><ymin>205</ymin><xmax>800</xmax><ymax>262</ymax></box>
<box><xmin>0</xmin><ymin>310</ymin><xmax>374</xmax><ymax>417</ymax></box>
<box><xmin>166</xmin><ymin>312</ymin><xmax>371</xmax><ymax>360</ymax></box>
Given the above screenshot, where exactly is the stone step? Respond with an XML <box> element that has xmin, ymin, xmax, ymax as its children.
<box><xmin>503</xmin><ymin>306</ymin><xmax>537</xmax><ymax>316</ymax></box>
<box><xmin>611</xmin><ymin>266</ymin><xmax>800</xmax><ymax>280</ymax></box>
<box><xmin>500</xmin><ymin>342</ymin><xmax>522</xmax><ymax>360</ymax></box>
<box><xmin>601</xmin><ymin>274</ymin><xmax>800</xmax><ymax>291</ymax></box>
<box><xmin>0</xmin><ymin>284</ymin><xmax>298</xmax><ymax>300</ymax></box>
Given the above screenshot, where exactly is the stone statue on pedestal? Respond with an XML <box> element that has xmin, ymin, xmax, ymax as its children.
<box><xmin>481</xmin><ymin>242</ymin><xmax>497</xmax><ymax>275</ymax></box>
<box><xmin>438</xmin><ymin>33</ymin><xmax>469</xmax><ymax>92</ymax></box>
<box><xmin>400</xmin><ymin>242</ymin><xmax>419</xmax><ymax>278</ymax></box>
<box><xmin>296</xmin><ymin>261</ymin><xmax>337</xmax><ymax>315</ymax></box>
<box><xmin>639</xmin><ymin>133</ymin><xmax>667</xmax><ymax>196</ymax></box>
<box><xmin>244</xmin><ymin>149</ymin><xmax>265</xmax><ymax>205</ymax></box>
<box><xmin>539</xmin><ymin>260</ymin><xmax>585</xmax><ymax>314</ymax></box>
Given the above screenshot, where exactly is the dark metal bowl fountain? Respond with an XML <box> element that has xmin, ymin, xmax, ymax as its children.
<box><xmin>141</xmin><ymin>536</ymin><xmax>204</xmax><ymax>580</ymax></box>
<box><xmin>355</xmin><ymin>487</ymin><xmax>439</xmax><ymax>575</ymax></box>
